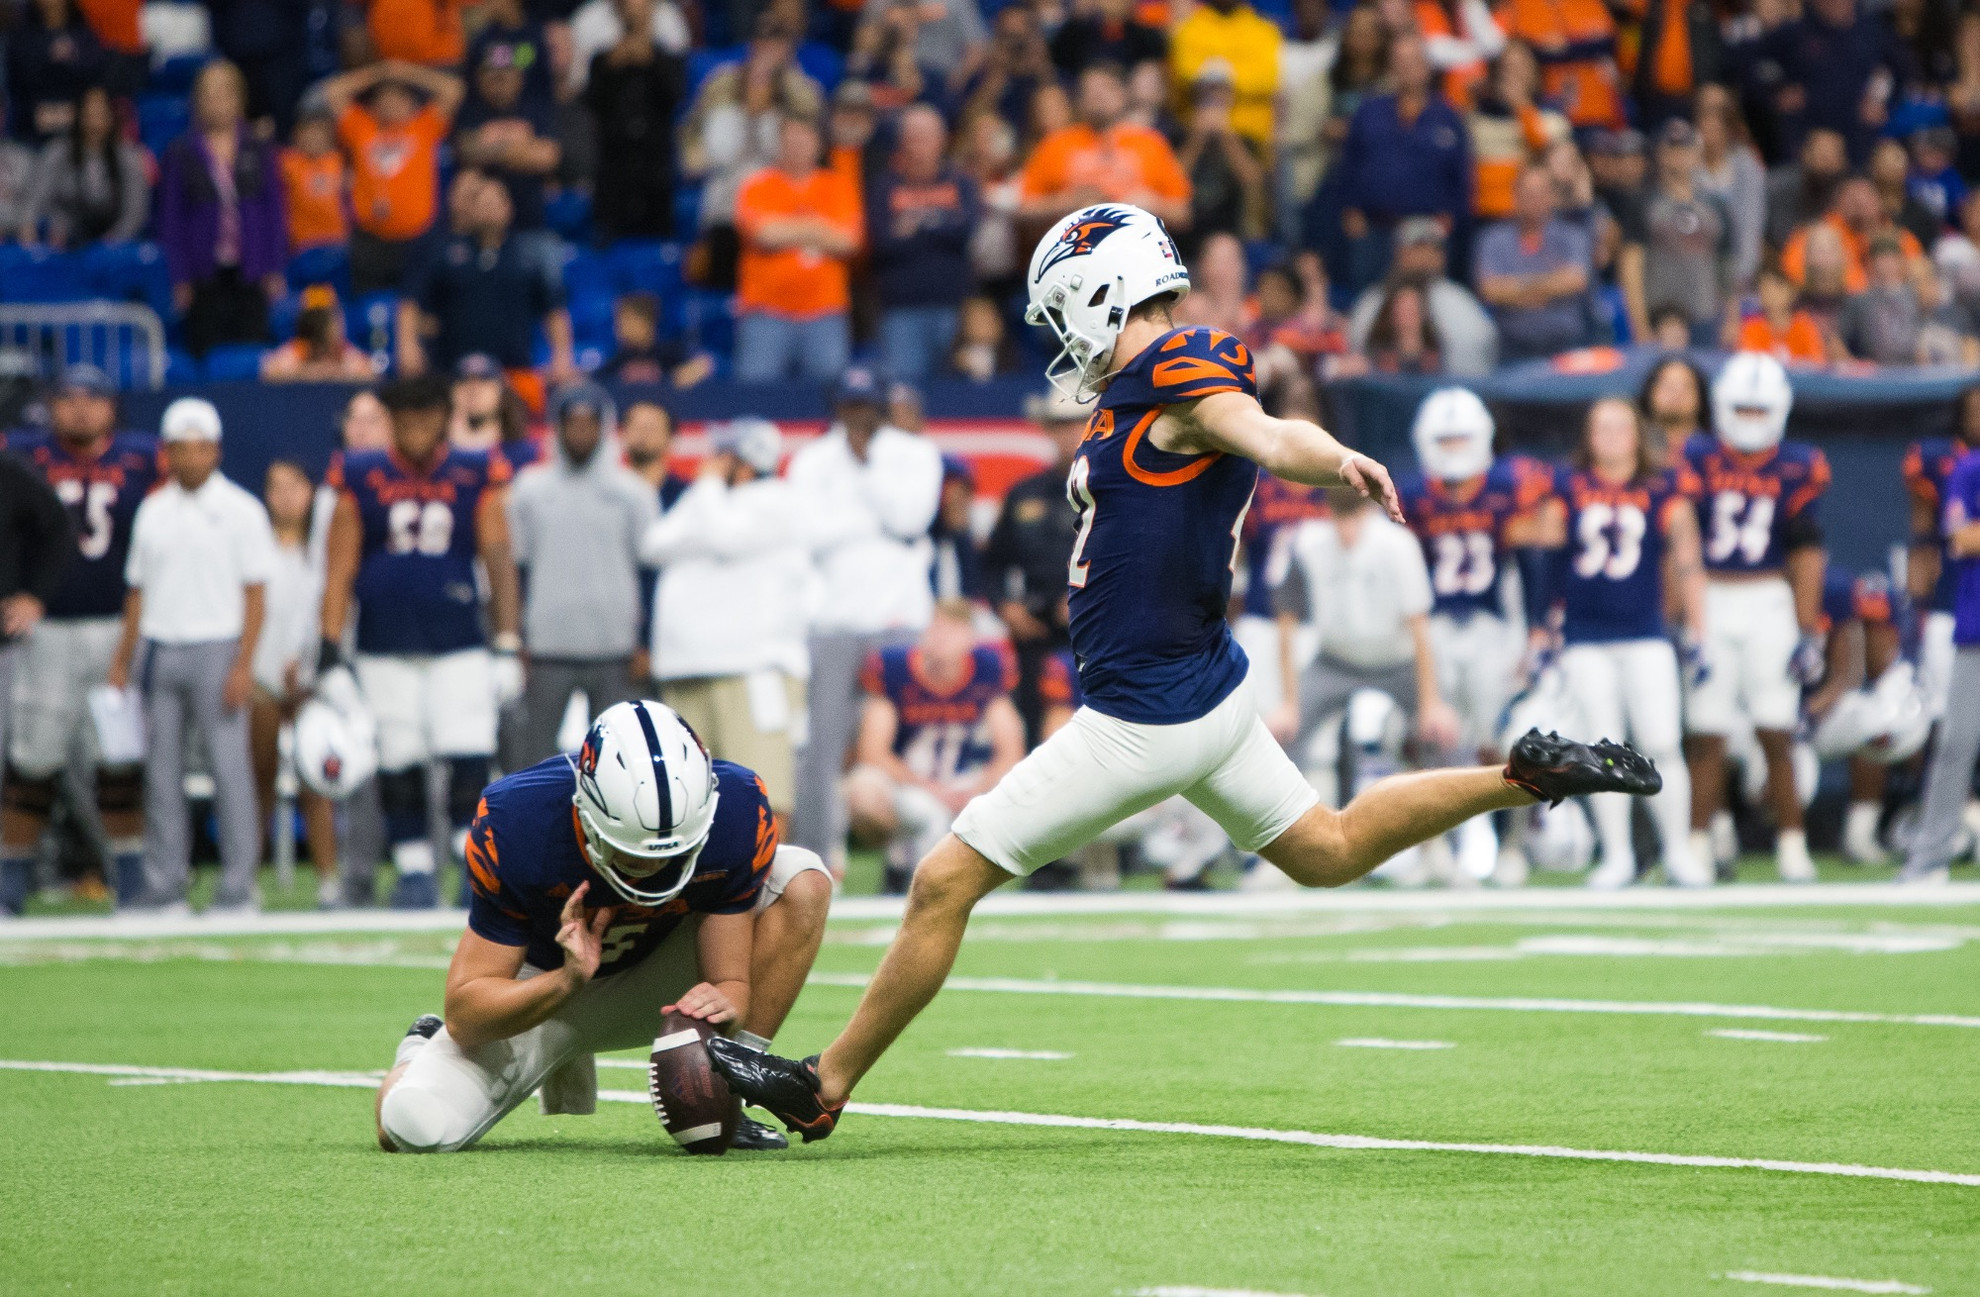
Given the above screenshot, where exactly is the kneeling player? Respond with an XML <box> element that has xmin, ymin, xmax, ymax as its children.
<box><xmin>373</xmin><ymin>701</ymin><xmax>832</xmax><ymax>1154</ymax></box>
<box><xmin>841</xmin><ymin>601</ymin><xmax>1025</xmax><ymax>893</ymax></box>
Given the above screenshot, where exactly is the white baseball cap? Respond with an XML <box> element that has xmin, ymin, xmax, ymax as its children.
<box><xmin>161</xmin><ymin>397</ymin><xmax>222</xmax><ymax>443</ymax></box>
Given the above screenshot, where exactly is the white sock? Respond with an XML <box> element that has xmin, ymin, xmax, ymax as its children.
<box><xmin>1844</xmin><ymin>801</ymin><xmax>1880</xmax><ymax>843</ymax></box>
<box><xmin>734</xmin><ymin>1030</ymin><xmax>772</xmax><ymax>1054</ymax></box>
<box><xmin>394</xmin><ymin>1031</ymin><xmax>433</xmax><ymax>1069</ymax></box>
<box><xmin>392</xmin><ymin>840</ymin><xmax>436</xmax><ymax>877</ymax></box>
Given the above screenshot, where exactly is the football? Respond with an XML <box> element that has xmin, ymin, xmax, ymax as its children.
<box><xmin>646</xmin><ymin>1011</ymin><xmax>740</xmax><ymax>1155</ymax></box>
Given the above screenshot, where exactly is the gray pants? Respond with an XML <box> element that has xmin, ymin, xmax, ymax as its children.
<box><xmin>1906</xmin><ymin>645</ymin><xmax>1980</xmax><ymax>875</ymax></box>
<box><xmin>792</xmin><ymin>628</ymin><xmax>912</xmax><ymax>857</ymax></box>
<box><xmin>519</xmin><ymin>656</ymin><xmax>640</xmax><ymax>768</ymax></box>
<box><xmin>140</xmin><ymin>639</ymin><xmax>259</xmax><ymax>907</ymax></box>
<box><xmin>1296</xmin><ymin>653</ymin><xmax>1419</xmax><ymax>749</ymax></box>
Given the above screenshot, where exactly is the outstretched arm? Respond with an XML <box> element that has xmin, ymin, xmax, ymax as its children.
<box><xmin>1181</xmin><ymin>390</ymin><xmax>1403</xmax><ymax>523</ymax></box>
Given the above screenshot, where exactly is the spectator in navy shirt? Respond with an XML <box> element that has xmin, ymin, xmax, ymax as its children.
<box><xmin>454</xmin><ymin>39</ymin><xmax>561</xmax><ymax>247</ymax></box>
<box><xmin>585</xmin><ymin>0</ymin><xmax>687</xmax><ymax>241</ymax></box>
<box><xmin>868</xmin><ymin>104</ymin><xmax>980</xmax><ymax>382</ymax></box>
<box><xmin>1767</xmin><ymin>0</ymin><xmax>1911</xmax><ymax>165</ymax></box>
<box><xmin>1473</xmin><ymin>165</ymin><xmax>1598</xmax><ymax>361</ymax></box>
<box><xmin>4</xmin><ymin>0</ymin><xmax>104</xmax><ymax>143</ymax></box>
<box><xmin>1336</xmin><ymin>34</ymin><xmax>1471</xmax><ymax>294</ymax></box>
<box><xmin>401</xmin><ymin>171</ymin><xmax>577</xmax><ymax>382</ymax></box>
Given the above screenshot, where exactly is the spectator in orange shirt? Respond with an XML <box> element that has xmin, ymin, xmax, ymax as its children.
<box><xmin>1737</xmin><ymin>262</ymin><xmax>1829</xmax><ymax>365</ymax></box>
<box><xmin>322</xmin><ymin>59</ymin><xmax>465</xmax><ymax>296</ymax></box>
<box><xmin>279</xmin><ymin>106</ymin><xmax>348</xmax><ymax>254</ymax></box>
<box><xmin>1782</xmin><ymin>177</ymin><xmax>1925</xmax><ymax>296</ymax></box>
<box><xmin>1495</xmin><ymin>0</ymin><xmax>1624</xmax><ymax>130</ymax></box>
<box><xmin>367</xmin><ymin>0</ymin><xmax>467</xmax><ymax>68</ymax></box>
<box><xmin>1018</xmin><ymin>62</ymin><xmax>1190</xmax><ymax>229</ymax></box>
<box><xmin>261</xmin><ymin>288</ymin><xmax>376</xmax><ymax>382</ymax></box>
<box><xmin>733</xmin><ymin>116</ymin><xmax>864</xmax><ymax>384</ymax></box>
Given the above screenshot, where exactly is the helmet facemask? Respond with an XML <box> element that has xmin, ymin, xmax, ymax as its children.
<box><xmin>1027</xmin><ymin>274</ymin><xmax>1128</xmax><ymax>402</ymax></box>
<box><xmin>574</xmin><ymin>801</ymin><xmax>707</xmax><ymax>907</ymax></box>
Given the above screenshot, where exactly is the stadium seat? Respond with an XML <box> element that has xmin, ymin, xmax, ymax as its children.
<box><xmin>545</xmin><ymin>190</ymin><xmax>593</xmax><ymax>244</ymax></box>
<box><xmin>137</xmin><ymin>93</ymin><xmax>191</xmax><ymax>161</ymax></box>
<box><xmin>794</xmin><ymin>42</ymin><xmax>843</xmax><ymax>92</ymax></box>
<box><xmin>682</xmin><ymin>290</ymin><xmax>734</xmax><ymax>360</ymax></box>
<box><xmin>202</xmin><ymin>343</ymin><xmax>266</xmax><ymax>382</ymax></box>
<box><xmin>685</xmin><ymin>47</ymin><xmax>734</xmax><ymax>98</ymax></box>
<box><xmin>606</xmin><ymin>240</ymin><xmax>684</xmax><ymax>301</ymax></box>
<box><xmin>165</xmin><ymin>347</ymin><xmax>199</xmax><ymax>386</ymax></box>
<box><xmin>672</xmin><ymin>184</ymin><xmax>702</xmax><ymax>235</ymax></box>
<box><xmin>561</xmin><ymin>248</ymin><xmax>613</xmax><ymax>302</ymax></box>
<box><xmin>0</xmin><ymin>246</ymin><xmax>89</xmax><ymax>303</ymax></box>
<box><xmin>81</xmin><ymin>242</ymin><xmax>173</xmax><ymax>319</ymax></box>
<box><xmin>268</xmin><ymin>292</ymin><xmax>304</xmax><ymax>343</ymax></box>
<box><xmin>147</xmin><ymin>53</ymin><xmax>209</xmax><ymax>95</ymax></box>
<box><xmin>346</xmin><ymin>292</ymin><xmax>400</xmax><ymax>359</ymax></box>
<box><xmin>569</xmin><ymin>291</ymin><xmax>618</xmax><ymax>352</ymax></box>
<box><xmin>287</xmin><ymin>245</ymin><xmax>351</xmax><ymax>296</ymax></box>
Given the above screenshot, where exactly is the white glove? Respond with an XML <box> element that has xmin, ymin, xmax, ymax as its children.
<box><xmin>491</xmin><ymin>648</ymin><xmax>524</xmax><ymax>706</ymax></box>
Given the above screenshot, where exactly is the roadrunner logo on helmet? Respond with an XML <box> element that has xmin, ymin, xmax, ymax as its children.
<box><xmin>1026</xmin><ymin>203</ymin><xmax>1191</xmax><ymax>402</ymax></box>
<box><xmin>569</xmin><ymin>700</ymin><xmax>721</xmax><ymax>906</ymax></box>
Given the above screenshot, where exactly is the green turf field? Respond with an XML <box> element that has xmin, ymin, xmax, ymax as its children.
<box><xmin>4</xmin><ymin>884</ymin><xmax>1979</xmax><ymax>1296</ymax></box>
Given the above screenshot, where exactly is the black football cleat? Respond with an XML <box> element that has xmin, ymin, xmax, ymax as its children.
<box><xmin>406</xmin><ymin>1013</ymin><xmax>444</xmax><ymax>1040</ymax></box>
<box><xmin>705</xmin><ymin>1037</ymin><xmax>846</xmax><ymax>1143</ymax></box>
<box><xmin>729</xmin><ymin>1113</ymin><xmax>790</xmax><ymax>1151</ymax></box>
<box><xmin>1504</xmin><ymin>728</ymin><xmax>1661</xmax><ymax>807</ymax></box>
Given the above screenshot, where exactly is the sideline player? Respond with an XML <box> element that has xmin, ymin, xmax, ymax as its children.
<box><xmin>1682</xmin><ymin>353</ymin><xmax>1829</xmax><ymax>882</ymax></box>
<box><xmin>842</xmin><ymin>599</ymin><xmax>1025</xmax><ymax>894</ymax></box>
<box><xmin>374</xmin><ymin>700</ymin><xmax>833</xmax><ymax>1152</ymax></box>
<box><xmin>1528</xmin><ymin>397</ymin><xmax>1710</xmax><ymax>888</ymax></box>
<box><xmin>1901</xmin><ymin>385</ymin><xmax>1980</xmax><ymax>724</ymax></box>
<box><xmin>708</xmin><ymin>204</ymin><xmax>1660</xmax><ymax>1139</ymax></box>
<box><xmin>318</xmin><ymin>375</ymin><xmax>521</xmax><ymax>908</ymax></box>
<box><xmin>1</xmin><ymin>365</ymin><xmax>156</xmax><ymax>907</ymax></box>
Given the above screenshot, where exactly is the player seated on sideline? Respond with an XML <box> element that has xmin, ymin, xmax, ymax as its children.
<box><xmin>707</xmin><ymin>204</ymin><xmax>1661</xmax><ymax>1142</ymax></box>
<box><xmin>842</xmin><ymin>600</ymin><xmax>1025</xmax><ymax>895</ymax></box>
<box><xmin>375</xmin><ymin>701</ymin><xmax>832</xmax><ymax>1154</ymax></box>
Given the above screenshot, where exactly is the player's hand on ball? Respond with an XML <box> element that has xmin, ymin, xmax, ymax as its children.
<box><xmin>556</xmin><ymin>881</ymin><xmax>615</xmax><ymax>984</ymax></box>
<box><xmin>664</xmin><ymin>982</ymin><xmax>739</xmax><ymax>1025</ymax></box>
<box><xmin>1341</xmin><ymin>453</ymin><xmax>1405</xmax><ymax>524</ymax></box>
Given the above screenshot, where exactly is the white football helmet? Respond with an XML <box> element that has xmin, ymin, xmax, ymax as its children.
<box><xmin>292</xmin><ymin>694</ymin><xmax>377</xmax><ymax>801</ymax></box>
<box><xmin>1412</xmin><ymin>387</ymin><xmax>1495</xmax><ymax>482</ymax></box>
<box><xmin>1810</xmin><ymin>661</ymin><xmax>1930</xmax><ymax>765</ymax></box>
<box><xmin>1025</xmin><ymin>203</ymin><xmax>1191</xmax><ymax>401</ymax></box>
<box><xmin>570</xmin><ymin>700</ymin><xmax>720</xmax><ymax>906</ymax></box>
<box><xmin>1713</xmin><ymin>351</ymin><xmax>1793</xmax><ymax>453</ymax></box>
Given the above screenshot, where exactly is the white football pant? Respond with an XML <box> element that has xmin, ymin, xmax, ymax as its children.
<box><xmin>1559</xmin><ymin>639</ymin><xmax>1702</xmax><ymax>885</ymax></box>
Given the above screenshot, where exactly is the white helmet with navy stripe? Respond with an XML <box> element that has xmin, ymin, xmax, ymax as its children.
<box><xmin>569</xmin><ymin>700</ymin><xmax>720</xmax><ymax>906</ymax></box>
<box><xmin>1025</xmin><ymin>202</ymin><xmax>1191</xmax><ymax>401</ymax></box>
<box><xmin>1713</xmin><ymin>351</ymin><xmax>1793</xmax><ymax>452</ymax></box>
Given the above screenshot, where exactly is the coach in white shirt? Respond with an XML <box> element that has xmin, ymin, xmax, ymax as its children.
<box><xmin>643</xmin><ymin>417</ymin><xmax>811</xmax><ymax>820</ymax></box>
<box><xmin>1274</xmin><ymin>487</ymin><xmax>1461</xmax><ymax>775</ymax></box>
<box><xmin>784</xmin><ymin>366</ymin><xmax>943</xmax><ymax>861</ymax></box>
<box><xmin>108</xmin><ymin>399</ymin><xmax>277</xmax><ymax>912</ymax></box>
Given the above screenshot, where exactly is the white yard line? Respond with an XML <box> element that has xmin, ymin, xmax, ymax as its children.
<box><xmin>946</xmin><ymin>1048</ymin><xmax>1075</xmax><ymax>1060</ymax></box>
<box><xmin>4</xmin><ymin>881</ymin><xmax>1979</xmax><ymax>941</ymax></box>
<box><xmin>802</xmin><ymin>973</ymin><xmax>1980</xmax><ymax>1031</ymax></box>
<box><xmin>1708</xmin><ymin>1030</ymin><xmax>1829</xmax><ymax>1043</ymax></box>
<box><xmin>10</xmin><ymin>1057</ymin><xmax>1976</xmax><ymax>1190</ymax></box>
<box><xmin>1721</xmin><ymin>1271</ymin><xmax>1931</xmax><ymax>1293</ymax></box>
<box><xmin>1335</xmin><ymin>1038</ymin><xmax>1454</xmax><ymax>1050</ymax></box>
<box><xmin>1130</xmin><ymin>1287</ymin><xmax>1316</xmax><ymax>1297</ymax></box>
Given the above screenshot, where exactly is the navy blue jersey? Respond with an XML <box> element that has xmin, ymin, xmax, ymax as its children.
<box><xmin>465</xmin><ymin>756</ymin><xmax>775</xmax><ymax>976</ymax></box>
<box><xmin>1904</xmin><ymin>437</ymin><xmax>1960</xmax><ymax>613</ymax></box>
<box><xmin>1555</xmin><ymin>464</ymin><xmax>1698</xmax><ymax>645</ymax></box>
<box><xmin>862</xmin><ymin>644</ymin><xmax>1013</xmax><ymax>785</ymax></box>
<box><xmin>1040</xmin><ymin>647</ymin><xmax>1082</xmax><ymax>711</ymax></box>
<box><xmin>1238</xmin><ymin>474</ymin><xmax>1326</xmax><ymax>619</ymax></box>
<box><xmin>6</xmin><ymin>431</ymin><xmax>160</xmax><ymax>619</ymax></box>
<box><xmin>1820</xmin><ymin>567</ymin><xmax>1894</xmax><ymax>639</ymax></box>
<box><xmin>1068</xmin><ymin>326</ymin><xmax>1260</xmax><ymax>723</ymax></box>
<box><xmin>1941</xmin><ymin>450</ymin><xmax>1980</xmax><ymax>646</ymax></box>
<box><xmin>1684</xmin><ymin>437</ymin><xmax>1830</xmax><ymax>575</ymax></box>
<box><xmin>330</xmin><ymin>446</ymin><xmax>510</xmax><ymax>655</ymax></box>
<box><xmin>1397</xmin><ymin>458</ymin><xmax>1549</xmax><ymax>622</ymax></box>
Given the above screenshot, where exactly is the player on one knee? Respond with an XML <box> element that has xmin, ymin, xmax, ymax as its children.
<box><xmin>1805</xmin><ymin>569</ymin><xmax>1915</xmax><ymax>863</ymax></box>
<box><xmin>374</xmin><ymin>700</ymin><xmax>832</xmax><ymax>1154</ymax></box>
<box><xmin>708</xmin><ymin>204</ymin><xmax>1660</xmax><ymax>1141</ymax></box>
<box><xmin>842</xmin><ymin>599</ymin><xmax>1025</xmax><ymax>894</ymax></box>
<box><xmin>1396</xmin><ymin>387</ymin><xmax>1556</xmax><ymax>882</ymax></box>
<box><xmin>1527</xmin><ymin>397</ymin><xmax>1710</xmax><ymax>888</ymax></box>
<box><xmin>318</xmin><ymin>375</ymin><xmax>522</xmax><ymax>908</ymax></box>
<box><xmin>1682</xmin><ymin>353</ymin><xmax>1830</xmax><ymax>883</ymax></box>
<box><xmin>1</xmin><ymin>365</ymin><xmax>158</xmax><ymax>911</ymax></box>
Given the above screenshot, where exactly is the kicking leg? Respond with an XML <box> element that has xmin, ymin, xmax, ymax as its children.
<box><xmin>1259</xmin><ymin>767</ymin><xmax>1532</xmax><ymax>888</ymax></box>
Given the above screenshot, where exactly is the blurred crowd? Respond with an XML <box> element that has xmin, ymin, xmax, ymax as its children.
<box><xmin>8</xmin><ymin>0</ymin><xmax>1980</xmax><ymax>388</ymax></box>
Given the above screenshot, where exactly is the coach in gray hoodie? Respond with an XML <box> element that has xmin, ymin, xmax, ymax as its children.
<box><xmin>508</xmin><ymin>382</ymin><xmax>660</xmax><ymax>763</ymax></box>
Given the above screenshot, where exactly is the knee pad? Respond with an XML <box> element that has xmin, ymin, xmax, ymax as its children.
<box><xmin>1</xmin><ymin>769</ymin><xmax>57</xmax><ymax>817</ymax></box>
<box><xmin>764</xmin><ymin>845</ymin><xmax>833</xmax><ymax>906</ymax></box>
<box><xmin>377</xmin><ymin>768</ymin><xmax>428</xmax><ymax>846</ymax></box>
<box><xmin>95</xmin><ymin>766</ymin><xmax>143</xmax><ymax>816</ymax></box>
<box><xmin>378</xmin><ymin>1084</ymin><xmax>468</xmax><ymax>1155</ymax></box>
<box><xmin>446</xmin><ymin>757</ymin><xmax>491</xmax><ymax>828</ymax></box>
